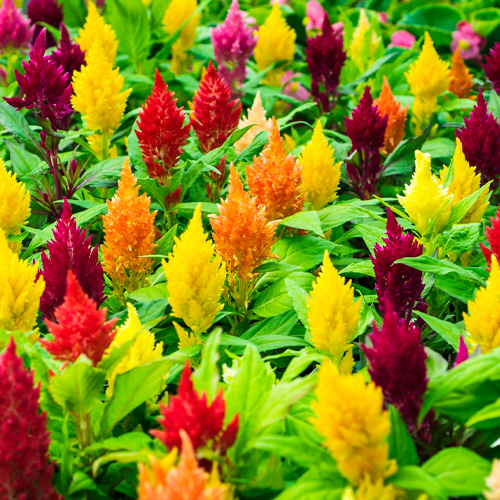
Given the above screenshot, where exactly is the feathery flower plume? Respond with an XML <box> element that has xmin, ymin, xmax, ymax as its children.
<box><xmin>481</xmin><ymin>207</ymin><xmax>500</xmax><ymax>269</ymax></box>
<box><xmin>152</xmin><ymin>362</ymin><xmax>239</xmax><ymax>456</ymax></box>
<box><xmin>363</xmin><ymin>300</ymin><xmax>428</xmax><ymax>434</ymax></box>
<box><xmin>375</xmin><ymin>77</ymin><xmax>407</xmax><ymax>155</ymax></box>
<box><xmin>306</xmin><ymin>13</ymin><xmax>346</xmax><ymax>113</ymax></box>
<box><xmin>51</xmin><ymin>23</ymin><xmax>85</xmax><ymax>78</ymax></box>
<box><xmin>190</xmin><ymin>61</ymin><xmax>241</xmax><ymax>153</ymax></box>
<box><xmin>343</xmin><ymin>478</ymin><xmax>405</xmax><ymax>500</ymax></box>
<box><xmin>307</xmin><ymin>251</ymin><xmax>360</xmax><ymax>363</ymax></box>
<box><xmin>0</xmin><ymin>339</ymin><xmax>61</xmax><ymax>500</ymax></box>
<box><xmin>456</xmin><ymin>91</ymin><xmax>500</xmax><ymax>188</ymax></box>
<box><xmin>210</xmin><ymin>164</ymin><xmax>278</xmax><ymax>279</ymax></box>
<box><xmin>137</xmin><ymin>69</ymin><xmax>190</xmax><ymax>181</ymax></box>
<box><xmin>371</xmin><ymin>209</ymin><xmax>426</xmax><ymax>323</ymax></box>
<box><xmin>437</xmin><ymin>138</ymin><xmax>488</xmax><ymax>224</ymax></box>
<box><xmin>27</xmin><ymin>0</ymin><xmax>63</xmax><ymax>48</ymax></box>
<box><xmin>311</xmin><ymin>362</ymin><xmax>395</xmax><ymax>486</ymax></box>
<box><xmin>5</xmin><ymin>29</ymin><xmax>72</xmax><ymax>130</ymax></box>
<box><xmin>454</xmin><ymin>336</ymin><xmax>469</xmax><ymax>367</ymax></box>
<box><xmin>397</xmin><ymin>150</ymin><xmax>452</xmax><ymax>237</ymax></box>
<box><xmin>349</xmin><ymin>9</ymin><xmax>381</xmax><ymax>71</ymax></box>
<box><xmin>485</xmin><ymin>459</ymin><xmax>500</xmax><ymax>500</ymax></box>
<box><xmin>106</xmin><ymin>304</ymin><xmax>163</xmax><ymax>396</ymax></box>
<box><xmin>0</xmin><ymin>228</ymin><xmax>44</xmax><ymax>332</ymax></box>
<box><xmin>0</xmin><ymin>0</ymin><xmax>34</xmax><ymax>54</ymax></box>
<box><xmin>76</xmin><ymin>1</ymin><xmax>117</xmax><ymax>62</ymax></box>
<box><xmin>41</xmin><ymin>271</ymin><xmax>117</xmax><ymax>365</ymax></box>
<box><xmin>483</xmin><ymin>42</ymin><xmax>500</xmax><ymax>94</ymax></box>
<box><xmin>210</xmin><ymin>0</ymin><xmax>256</xmax><ymax>91</ymax></box>
<box><xmin>299</xmin><ymin>120</ymin><xmax>341</xmax><ymax>210</ymax></box>
<box><xmin>138</xmin><ymin>431</ymin><xmax>226</xmax><ymax>500</ymax></box>
<box><xmin>254</xmin><ymin>2</ymin><xmax>296</xmax><ymax>86</ymax></box>
<box><xmin>162</xmin><ymin>0</ymin><xmax>200</xmax><ymax>74</ymax></box>
<box><xmin>72</xmin><ymin>40</ymin><xmax>131</xmax><ymax>136</ymax></box>
<box><xmin>463</xmin><ymin>256</ymin><xmax>500</xmax><ymax>354</ymax></box>
<box><xmin>247</xmin><ymin>117</ymin><xmax>304</xmax><ymax>220</ymax></box>
<box><xmin>101</xmin><ymin>160</ymin><xmax>157</xmax><ymax>292</ymax></box>
<box><xmin>345</xmin><ymin>86</ymin><xmax>387</xmax><ymax>199</ymax></box>
<box><xmin>39</xmin><ymin>199</ymin><xmax>104</xmax><ymax>321</ymax></box>
<box><xmin>234</xmin><ymin>91</ymin><xmax>272</xmax><ymax>153</ymax></box>
<box><xmin>449</xmin><ymin>47</ymin><xmax>473</xmax><ymax>99</ymax></box>
<box><xmin>162</xmin><ymin>204</ymin><xmax>225</xmax><ymax>336</ymax></box>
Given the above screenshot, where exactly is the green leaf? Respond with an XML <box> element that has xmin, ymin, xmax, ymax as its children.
<box><xmin>390</xmin><ymin>465</ymin><xmax>447</xmax><ymax>500</ymax></box>
<box><xmin>434</xmin><ymin>274</ymin><xmax>478</xmax><ymax>303</ymax></box>
<box><xmin>77</xmin><ymin>156</ymin><xmax>127</xmax><ymax>189</ymax></box>
<box><xmin>154</xmin><ymin>224</ymin><xmax>178</xmax><ymax>257</ymax></box>
<box><xmin>319</xmin><ymin>202</ymin><xmax>379</xmax><ymax>231</ymax></box>
<box><xmin>447</xmin><ymin>182</ymin><xmax>491</xmax><ymax>227</ymax></box>
<box><xmin>273</xmin><ymin>236</ymin><xmax>338</xmax><ymax>271</ymax></box>
<box><xmin>281</xmin><ymin>349</ymin><xmax>322</xmax><ymax>382</ymax></box>
<box><xmin>274</xmin><ymin>468</ymin><xmax>345</xmax><ymax>500</ymax></box>
<box><xmin>354</xmin><ymin>223</ymin><xmax>385</xmax><ymax>255</ymax></box>
<box><xmin>414</xmin><ymin>312</ymin><xmax>462</xmax><ymax>349</ymax></box>
<box><xmin>128</xmin><ymin>284</ymin><xmax>169</xmax><ymax>302</ymax></box>
<box><xmin>467</xmin><ymin>397</ymin><xmax>500</xmax><ymax>429</ymax></box>
<box><xmin>5</xmin><ymin>139</ymin><xmax>43</xmax><ymax>186</ymax></box>
<box><xmin>280</xmin><ymin>211</ymin><xmax>324</xmax><ymax>237</ymax></box>
<box><xmin>339</xmin><ymin>260</ymin><xmax>375</xmax><ymax>277</ymax></box>
<box><xmin>435</xmin><ymin>223</ymin><xmax>481</xmax><ymax>256</ymax></box>
<box><xmin>286</xmin><ymin>279</ymin><xmax>309</xmax><ymax>328</ymax></box>
<box><xmin>192</xmin><ymin>329</ymin><xmax>221</xmax><ymax>401</ymax></box>
<box><xmin>388</xmin><ymin>407</ymin><xmax>419</xmax><ymax>466</ymax></box>
<box><xmin>489</xmin><ymin>89</ymin><xmax>500</xmax><ymax>121</ymax></box>
<box><xmin>421</xmin><ymin>137</ymin><xmax>456</xmax><ymax>158</ymax></box>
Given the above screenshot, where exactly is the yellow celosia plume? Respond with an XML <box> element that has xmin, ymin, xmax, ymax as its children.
<box><xmin>342</xmin><ymin>478</ymin><xmax>407</xmax><ymax>500</ymax></box>
<box><xmin>311</xmin><ymin>362</ymin><xmax>396</xmax><ymax>486</ymax></box>
<box><xmin>306</xmin><ymin>251</ymin><xmax>360</xmax><ymax>363</ymax></box>
<box><xmin>254</xmin><ymin>2</ymin><xmax>296</xmax><ymax>86</ymax></box>
<box><xmin>162</xmin><ymin>204</ymin><xmax>225</xmax><ymax>336</ymax></box>
<box><xmin>173</xmin><ymin>322</ymin><xmax>202</xmax><ymax>350</ymax></box>
<box><xmin>349</xmin><ymin>9</ymin><xmax>382</xmax><ymax>71</ymax></box>
<box><xmin>299</xmin><ymin>121</ymin><xmax>341</xmax><ymax>211</ymax></box>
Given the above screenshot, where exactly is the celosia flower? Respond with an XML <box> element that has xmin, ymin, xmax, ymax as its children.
<box><xmin>174</xmin><ymin>322</ymin><xmax>203</xmax><ymax>350</ymax></box>
<box><xmin>451</xmin><ymin>21</ymin><xmax>484</xmax><ymax>64</ymax></box>
<box><xmin>485</xmin><ymin>458</ymin><xmax>500</xmax><ymax>500</ymax></box>
<box><xmin>101</xmin><ymin>160</ymin><xmax>157</xmax><ymax>291</ymax></box>
<box><xmin>0</xmin><ymin>228</ymin><xmax>44</xmax><ymax>332</ymax></box>
<box><xmin>152</xmin><ymin>362</ymin><xmax>239</xmax><ymax>456</ymax></box>
<box><xmin>481</xmin><ymin>207</ymin><xmax>500</xmax><ymax>270</ymax></box>
<box><xmin>254</xmin><ymin>2</ymin><xmax>296</xmax><ymax>86</ymax></box>
<box><xmin>76</xmin><ymin>1</ymin><xmax>117</xmax><ymax>62</ymax></box>
<box><xmin>106</xmin><ymin>303</ymin><xmax>163</xmax><ymax>396</ymax></box>
<box><xmin>463</xmin><ymin>256</ymin><xmax>500</xmax><ymax>354</ymax></box>
<box><xmin>456</xmin><ymin>91</ymin><xmax>500</xmax><ymax>188</ymax></box>
<box><xmin>437</xmin><ymin>138</ymin><xmax>488</xmax><ymax>224</ymax></box>
<box><xmin>162</xmin><ymin>0</ymin><xmax>200</xmax><ymax>74</ymax></box>
<box><xmin>454</xmin><ymin>336</ymin><xmax>469</xmax><ymax>367</ymax></box>
<box><xmin>281</xmin><ymin>71</ymin><xmax>309</xmax><ymax>101</ymax></box>
<box><xmin>27</xmin><ymin>0</ymin><xmax>63</xmax><ymax>48</ymax></box>
<box><xmin>305</xmin><ymin>1</ymin><xmax>325</xmax><ymax>32</ymax></box>
<box><xmin>343</xmin><ymin>478</ymin><xmax>406</xmax><ymax>500</ymax></box>
<box><xmin>307</xmin><ymin>251</ymin><xmax>361</xmax><ymax>363</ymax></box>
<box><xmin>247</xmin><ymin>117</ymin><xmax>304</xmax><ymax>220</ymax></box>
<box><xmin>138</xmin><ymin>431</ymin><xmax>226</xmax><ymax>500</ymax></box>
<box><xmin>5</xmin><ymin>29</ymin><xmax>72</xmax><ymax>129</ymax></box>
<box><xmin>72</xmin><ymin>40</ymin><xmax>131</xmax><ymax>135</ymax></box>
<box><xmin>0</xmin><ymin>0</ymin><xmax>34</xmax><ymax>54</ymax></box>
<box><xmin>39</xmin><ymin>199</ymin><xmax>104</xmax><ymax>321</ymax></box>
<box><xmin>299</xmin><ymin>120</ymin><xmax>341</xmax><ymax>210</ymax></box>
<box><xmin>363</xmin><ymin>300</ymin><xmax>428</xmax><ymax>434</ymax></box>
<box><xmin>41</xmin><ymin>270</ymin><xmax>117</xmax><ymax>365</ymax></box>
<box><xmin>397</xmin><ymin>150</ymin><xmax>452</xmax><ymax>237</ymax></box>
<box><xmin>349</xmin><ymin>9</ymin><xmax>381</xmax><ymax>71</ymax></box>
<box><xmin>311</xmin><ymin>362</ymin><xmax>396</xmax><ymax>486</ymax></box>
<box><xmin>136</xmin><ymin>69</ymin><xmax>190</xmax><ymax>181</ymax></box>
<box><xmin>449</xmin><ymin>47</ymin><xmax>474</xmax><ymax>99</ymax></box>
<box><xmin>389</xmin><ymin>30</ymin><xmax>415</xmax><ymax>49</ymax></box>
<box><xmin>0</xmin><ymin>339</ymin><xmax>61</xmax><ymax>500</ymax></box>
<box><xmin>162</xmin><ymin>204</ymin><xmax>225</xmax><ymax>336</ymax></box>
<box><xmin>483</xmin><ymin>42</ymin><xmax>500</xmax><ymax>94</ymax></box>
<box><xmin>345</xmin><ymin>86</ymin><xmax>387</xmax><ymax>199</ymax></box>
<box><xmin>210</xmin><ymin>0</ymin><xmax>256</xmax><ymax>91</ymax></box>
<box><xmin>210</xmin><ymin>164</ymin><xmax>278</xmax><ymax>279</ymax></box>
<box><xmin>190</xmin><ymin>61</ymin><xmax>241</xmax><ymax>153</ymax></box>
<box><xmin>375</xmin><ymin>77</ymin><xmax>407</xmax><ymax>155</ymax></box>
<box><xmin>51</xmin><ymin>23</ymin><xmax>86</xmax><ymax>79</ymax></box>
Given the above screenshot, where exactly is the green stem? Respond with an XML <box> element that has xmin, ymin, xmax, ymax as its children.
<box><xmin>101</xmin><ymin>132</ymin><xmax>109</xmax><ymax>162</ymax></box>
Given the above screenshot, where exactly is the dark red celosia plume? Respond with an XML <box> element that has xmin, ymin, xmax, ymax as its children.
<box><xmin>363</xmin><ymin>299</ymin><xmax>428</xmax><ymax>435</ymax></box>
<box><xmin>480</xmin><ymin>206</ymin><xmax>500</xmax><ymax>270</ymax></box>
<box><xmin>456</xmin><ymin>91</ymin><xmax>500</xmax><ymax>189</ymax></box>
<box><xmin>190</xmin><ymin>60</ymin><xmax>242</xmax><ymax>153</ymax></box>
<box><xmin>0</xmin><ymin>339</ymin><xmax>61</xmax><ymax>499</ymax></box>
<box><xmin>371</xmin><ymin>208</ymin><xmax>427</xmax><ymax>323</ymax></box>
<box><xmin>306</xmin><ymin>13</ymin><xmax>346</xmax><ymax>113</ymax></box>
<box><xmin>345</xmin><ymin>86</ymin><xmax>387</xmax><ymax>199</ymax></box>
<box><xmin>483</xmin><ymin>42</ymin><xmax>500</xmax><ymax>94</ymax></box>
<box><xmin>4</xmin><ymin>29</ymin><xmax>72</xmax><ymax>130</ymax></box>
<box><xmin>41</xmin><ymin>271</ymin><xmax>117</xmax><ymax>366</ymax></box>
<box><xmin>151</xmin><ymin>362</ymin><xmax>239</xmax><ymax>458</ymax></box>
<box><xmin>51</xmin><ymin>23</ymin><xmax>85</xmax><ymax>79</ymax></box>
<box><xmin>39</xmin><ymin>199</ymin><xmax>104</xmax><ymax>321</ymax></box>
<box><xmin>136</xmin><ymin>69</ymin><xmax>190</xmax><ymax>181</ymax></box>
<box><xmin>27</xmin><ymin>0</ymin><xmax>63</xmax><ymax>48</ymax></box>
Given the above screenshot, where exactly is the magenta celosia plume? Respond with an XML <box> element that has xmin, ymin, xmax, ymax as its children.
<box><xmin>136</xmin><ymin>69</ymin><xmax>190</xmax><ymax>181</ymax></box>
<box><xmin>27</xmin><ymin>0</ymin><xmax>63</xmax><ymax>48</ymax></box>
<box><xmin>306</xmin><ymin>13</ymin><xmax>346</xmax><ymax>112</ymax></box>
<box><xmin>483</xmin><ymin>42</ymin><xmax>500</xmax><ymax>94</ymax></box>
<box><xmin>51</xmin><ymin>23</ymin><xmax>85</xmax><ymax>78</ymax></box>
<box><xmin>454</xmin><ymin>336</ymin><xmax>469</xmax><ymax>367</ymax></box>
<box><xmin>456</xmin><ymin>90</ymin><xmax>500</xmax><ymax>189</ymax></box>
<box><xmin>5</xmin><ymin>29</ymin><xmax>72</xmax><ymax>130</ymax></box>
<box><xmin>345</xmin><ymin>86</ymin><xmax>387</xmax><ymax>199</ymax></box>
<box><xmin>210</xmin><ymin>0</ymin><xmax>256</xmax><ymax>92</ymax></box>
<box><xmin>0</xmin><ymin>0</ymin><xmax>34</xmax><ymax>54</ymax></box>
<box><xmin>0</xmin><ymin>339</ymin><xmax>61</xmax><ymax>499</ymax></box>
<box><xmin>480</xmin><ymin>206</ymin><xmax>500</xmax><ymax>270</ymax></box>
<box><xmin>39</xmin><ymin>199</ymin><xmax>104</xmax><ymax>321</ymax></box>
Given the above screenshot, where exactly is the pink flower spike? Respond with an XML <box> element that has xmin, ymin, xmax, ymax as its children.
<box><xmin>390</xmin><ymin>30</ymin><xmax>416</xmax><ymax>49</ymax></box>
<box><xmin>454</xmin><ymin>336</ymin><xmax>469</xmax><ymax>367</ymax></box>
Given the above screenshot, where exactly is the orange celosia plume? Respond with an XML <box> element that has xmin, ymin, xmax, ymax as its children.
<box><xmin>375</xmin><ymin>77</ymin><xmax>407</xmax><ymax>155</ymax></box>
<box><xmin>449</xmin><ymin>47</ymin><xmax>474</xmax><ymax>99</ymax></box>
<box><xmin>101</xmin><ymin>159</ymin><xmax>157</xmax><ymax>291</ymax></box>
<box><xmin>210</xmin><ymin>164</ymin><xmax>278</xmax><ymax>280</ymax></box>
<box><xmin>246</xmin><ymin>117</ymin><xmax>304</xmax><ymax>221</ymax></box>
